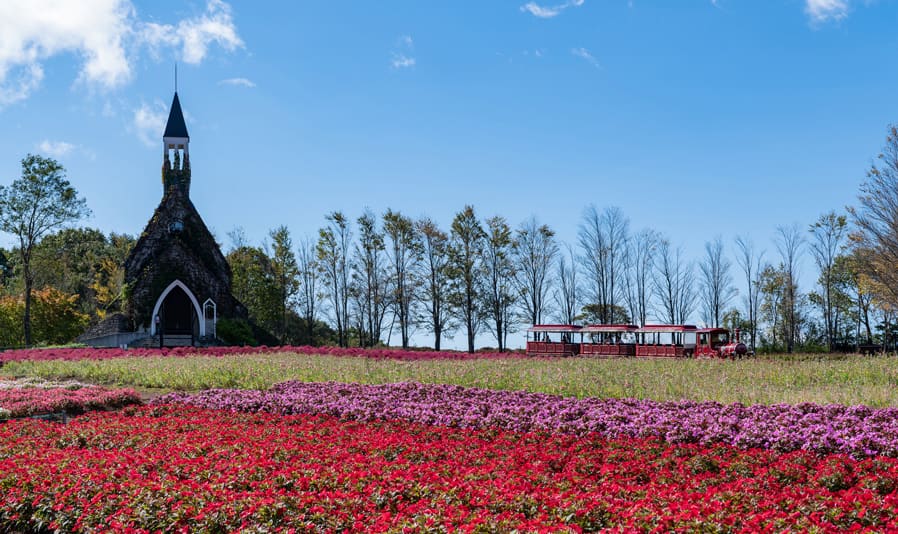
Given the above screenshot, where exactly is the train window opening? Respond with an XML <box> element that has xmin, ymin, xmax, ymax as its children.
<box><xmin>711</xmin><ymin>332</ymin><xmax>728</xmax><ymax>347</ymax></box>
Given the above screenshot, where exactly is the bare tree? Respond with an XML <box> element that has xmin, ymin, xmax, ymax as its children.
<box><xmin>554</xmin><ymin>243</ymin><xmax>579</xmax><ymax>325</ymax></box>
<box><xmin>809</xmin><ymin>211</ymin><xmax>848</xmax><ymax>351</ymax></box>
<box><xmin>578</xmin><ymin>205</ymin><xmax>629</xmax><ymax>324</ymax></box>
<box><xmin>297</xmin><ymin>236</ymin><xmax>319</xmax><ymax>344</ymax></box>
<box><xmin>624</xmin><ymin>229</ymin><xmax>658</xmax><ymax>326</ymax></box>
<box><xmin>776</xmin><ymin>224</ymin><xmax>805</xmax><ymax>353</ymax></box>
<box><xmin>849</xmin><ymin>125</ymin><xmax>898</xmax><ymax>308</ymax></box>
<box><xmin>513</xmin><ymin>216</ymin><xmax>558</xmax><ymax>326</ymax></box>
<box><xmin>734</xmin><ymin>236</ymin><xmax>764</xmax><ymax>353</ymax></box>
<box><xmin>316</xmin><ymin>211</ymin><xmax>352</xmax><ymax>347</ymax></box>
<box><xmin>481</xmin><ymin>215</ymin><xmax>516</xmax><ymax>351</ymax></box>
<box><xmin>699</xmin><ymin>236</ymin><xmax>736</xmax><ymax>327</ymax></box>
<box><xmin>654</xmin><ymin>239</ymin><xmax>696</xmax><ymax>324</ymax></box>
<box><xmin>448</xmin><ymin>205</ymin><xmax>485</xmax><ymax>353</ymax></box>
<box><xmin>352</xmin><ymin>210</ymin><xmax>388</xmax><ymax>347</ymax></box>
<box><xmin>383</xmin><ymin>209</ymin><xmax>421</xmax><ymax>349</ymax></box>
<box><xmin>417</xmin><ymin>217</ymin><xmax>455</xmax><ymax>350</ymax></box>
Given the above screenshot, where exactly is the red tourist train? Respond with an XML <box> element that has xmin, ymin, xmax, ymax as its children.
<box><xmin>526</xmin><ymin>323</ymin><xmax>749</xmax><ymax>359</ymax></box>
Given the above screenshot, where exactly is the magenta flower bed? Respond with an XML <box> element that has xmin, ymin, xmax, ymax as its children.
<box><xmin>0</xmin><ymin>386</ymin><xmax>141</xmax><ymax>419</ymax></box>
<box><xmin>157</xmin><ymin>381</ymin><xmax>898</xmax><ymax>458</ymax></box>
<box><xmin>0</xmin><ymin>345</ymin><xmax>524</xmax><ymax>363</ymax></box>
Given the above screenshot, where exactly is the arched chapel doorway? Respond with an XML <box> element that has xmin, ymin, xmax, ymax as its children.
<box><xmin>151</xmin><ymin>280</ymin><xmax>204</xmax><ymax>340</ymax></box>
<box><xmin>161</xmin><ymin>285</ymin><xmax>196</xmax><ymax>336</ymax></box>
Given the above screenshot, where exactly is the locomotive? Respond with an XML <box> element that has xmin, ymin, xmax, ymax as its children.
<box><xmin>526</xmin><ymin>323</ymin><xmax>749</xmax><ymax>359</ymax></box>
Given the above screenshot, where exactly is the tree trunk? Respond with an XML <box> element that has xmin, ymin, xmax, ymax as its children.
<box><xmin>23</xmin><ymin>274</ymin><xmax>33</xmax><ymax>346</ymax></box>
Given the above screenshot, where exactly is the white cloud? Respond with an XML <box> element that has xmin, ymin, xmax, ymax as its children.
<box><xmin>36</xmin><ymin>140</ymin><xmax>75</xmax><ymax>158</ymax></box>
<box><xmin>805</xmin><ymin>0</ymin><xmax>849</xmax><ymax>23</ymax></box>
<box><xmin>391</xmin><ymin>54</ymin><xmax>416</xmax><ymax>69</ymax></box>
<box><xmin>219</xmin><ymin>77</ymin><xmax>256</xmax><ymax>88</ymax></box>
<box><xmin>0</xmin><ymin>0</ymin><xmax>243</xmax><ymax>110</ymax></box>
<box><xmin>390</xmin><ymin>34</ymin><xmax>415</xmax><ymax>69</ymax></box>
<box><xmin>571</xmin><ymin>47</ymin><xmax>600</xmax><ymax>68</ymax></box>
<box><xmin>520</xmin><ymin>0</ymin><xmax>584</xmax><ymax>18</ymax></box>
<box><xmin>132</xmin><ymin>100</ymin><xmax>168</xmax><ymax>148</ymax></box>
<box><xmin>0</xmin><ymin>0</ymin><xmax>132</xmax><ymax>107</ymax></box>
<box><xmin>140</xmin><ymin>0</ymin><xmax>243</xmax><ymax>64</ymax></box>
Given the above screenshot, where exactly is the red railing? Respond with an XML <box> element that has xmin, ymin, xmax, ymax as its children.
<box><xmin>525</xmin><ymin>342</ymin><xmax>580</xmax><ymax>357</ymax></box>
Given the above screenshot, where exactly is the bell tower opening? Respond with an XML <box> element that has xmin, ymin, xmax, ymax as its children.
<box><xmin>162</xmin><ymin>91</ymin><xmax>191</xmax><ymax>195</ymax></box>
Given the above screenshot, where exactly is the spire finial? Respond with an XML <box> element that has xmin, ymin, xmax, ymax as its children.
<box><xmin>175</xmin><ymin>63</ymin><xmax>178</xmax><ymax>93</ymax></box>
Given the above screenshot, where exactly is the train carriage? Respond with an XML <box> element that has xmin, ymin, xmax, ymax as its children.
<box><xmin>580</xmin><ymin>324</ymin><xmax>638</xmax><ymax>357</ymax></box>
<box><xmin>526</xmin><ymin>325</ymin><xmax>582</xmax><ymax>357</ymax></box>
<box><xmin>635</xmin><ymin>325</ymin><xmax>698</xmax><ymax>357</ymax></box>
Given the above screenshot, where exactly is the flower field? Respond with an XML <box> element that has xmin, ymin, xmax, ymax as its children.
<box><xmin>158</xmin><ymin>380</ymin><xmax>898</xmax><ymax>458</ymax></box>
<box><xmin>6</xmin><ymin>347</ymin><xmax>898</xmax><ymax>531</ymax></box>
<box><xmin>0</xmin><ymin>345</ymin><xmax>521</xmax><ymax>364</ymax></box>
<box><xmin>0</xmin><ymin>378</ymin><xmax>140</xmax><ymax>420</ymax></box>
<box><xmin>2</xmin><ymin>404</ymin><xmax>897</xmax><ymax>532</ymax></box>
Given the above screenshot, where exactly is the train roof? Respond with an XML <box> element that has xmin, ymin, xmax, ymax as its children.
<box><xmin>695</xmin><ymin>327</ymin><xmax>729</xmax><ymax>333</ymax></box>
<box><xmin>637</xmin><ymin>324</ymin><xmax>698</xmax><ymax>332</ymax></box>
<box><xmin>527</xmin><ymin>324</ymin><xmax>582</xmax><ymax>332</ymax></box>
<box><xmin>581</xmin><ymin>324</ymin><xmax>639</xmax><ymax>333</ymax></box>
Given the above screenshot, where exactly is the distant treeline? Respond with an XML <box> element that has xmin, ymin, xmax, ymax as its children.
<box><xmin>3</xmin><ymin>126</ymin><xmax>898</xmax><ymax>352</ymax></box>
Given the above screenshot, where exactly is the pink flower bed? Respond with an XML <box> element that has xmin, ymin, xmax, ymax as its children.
<box><xmin>0</xmin><ymin>345</ymin><xmax>524</xmax><ymax>363</ymax></box>
<box><xmin>0</xmin><ymin>384</ymin><xmax>141</xmax><ymax>419</ymax></box>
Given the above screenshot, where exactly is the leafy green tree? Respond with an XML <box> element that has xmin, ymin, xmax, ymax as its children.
<box><xmin>227</xmin><ymin>246</ymin><xmax>280</xmax><ymax>336</ymax></box>
<box><xmin>759</xmin><ymin>264</ymin><xmax>786</xmax><ymax>350</ymax></box>
<box><xmin>268</xmin><ymin>225</ymin><xmax>300</xmax><ymax>343</ymax></box>
<box><xmin>28</xmin><ymin>228</ymin><xmax>134</xmax><ymax>320</ymax></box>
<box><xmin>0</xmin><ymin>249</ymin><xmax>11</xmax><ymax>290</ymax></box>
<box><xmin>579</xmin><ymin>303</ymin><xmax>631</xmax><ymax>325</ymax></box>
<box><xmin>0</xmin><ymin>155</ymin><xmax>89</xmax><ymax>345</ymax></box>
<box><xmin>448</xmin><ymin>206</ymin><xmax>485</xmax><ymax>353</ymax></box>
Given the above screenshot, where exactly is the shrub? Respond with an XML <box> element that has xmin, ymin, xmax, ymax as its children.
<box><xmin>216</xmin><ymin>318</ymin><xmax>256</xmax><ymax>346</ymax></box>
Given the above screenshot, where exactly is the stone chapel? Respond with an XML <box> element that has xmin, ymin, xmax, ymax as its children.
<box><xmin>80</xmin><ymin>92</ymin><xmax>247</xmax><ymax>347</ymax></box>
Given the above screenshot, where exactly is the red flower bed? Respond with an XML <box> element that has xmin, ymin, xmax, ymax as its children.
<box><xmin>0</xmin><ymin>385</ymin><xmax>141</xmax><ymax>419</ymax></box>
<box><xmin>0</xmin><ymin>345</ymin><xmax>524</xmax><ymax>363</ymax></box>
<box><xmin>1</xmin><ymin>405</ymin><xmax>896</xmax><ymax>532</ymax></box>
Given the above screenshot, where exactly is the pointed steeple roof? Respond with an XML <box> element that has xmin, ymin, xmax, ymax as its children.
<box><xmin>163</xmin><ymin>92</ymin><xmax>189</xmax><ymax>139</ymax></box>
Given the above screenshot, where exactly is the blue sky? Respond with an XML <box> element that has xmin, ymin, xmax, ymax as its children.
<box><xmin>0</xmin><ymin>0</ymin><xmax>896</xmax><ymax>347</ymax></box>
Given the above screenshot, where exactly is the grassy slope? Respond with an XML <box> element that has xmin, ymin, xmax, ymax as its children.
<box><xmin>5</xmin><ymin>352</ymin><xmax>898</xmax><ymax>406</ymax></box>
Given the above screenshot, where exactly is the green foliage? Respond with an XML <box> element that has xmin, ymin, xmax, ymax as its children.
<box><xmin>0</xmin><ymin>287</ymin><xmax>89</xmax><ymax>347</ymax></box>
<box><xmin>268</xmin><ymin>225</ymin><xmax>300</xmax><ymax>343</ymax></box>
<box><xmin>216</xmin><ymin>317</ymin><xmax>257</xmax><ymax>346</ymax></box>
<box><xmin>0</xmin><ymin>154</ymin><xmax>90</xmax><ymax>345</ymax></box>
<box><xmin>578</xmin><ymin>304</ymin><xmax>631</xmax><ymax>325</ymax></box>
<box><xmin>28</xmin><ymin>228</ymin><xmax>134</xmax><ymax>320</ymax></box>
<box><xmin>285</xmin><ymin>313</ymin><xmax>338</xmax><ymax>346</ymax></box>
<box><xmin>227</xmin><ymin>246</ymin><xmax>280</xmax><ymax>336</ymax></box>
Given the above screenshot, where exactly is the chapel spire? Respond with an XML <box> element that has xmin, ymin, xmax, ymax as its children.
<box><xmin>162</xmin><ymin>91</ymin><xmax>191</xmax><ymax>196</ymax></box>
